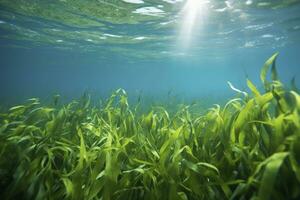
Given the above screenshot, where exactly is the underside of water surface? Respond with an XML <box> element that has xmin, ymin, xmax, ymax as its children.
<box><xmin>0</xmin><ymin>0</ymin><xmax>300</xmax><ymax>200</ymax></box>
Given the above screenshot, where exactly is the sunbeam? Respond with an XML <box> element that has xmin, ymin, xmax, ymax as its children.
<box><xmin>178</xmin><ymin>0</ymin><xmax>209</xmax><ymax>50</ymax></box>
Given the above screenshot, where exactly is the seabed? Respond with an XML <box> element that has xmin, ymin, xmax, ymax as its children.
<box><xmin>0</xmin><ymin>53</ymin><xmax>299</xmax><ymax>200</ymax></box>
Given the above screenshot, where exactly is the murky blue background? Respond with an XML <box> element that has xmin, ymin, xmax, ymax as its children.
<box><xmin>0</xmin><ymin>0</ymin><xmax>300</xmax><ymax>106</ymax></box>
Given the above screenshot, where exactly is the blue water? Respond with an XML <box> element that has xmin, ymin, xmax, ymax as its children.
<box><xmin>0</xmin><ymin>0</ymin><xmax>300</xmax><ymax>106</ymax></box>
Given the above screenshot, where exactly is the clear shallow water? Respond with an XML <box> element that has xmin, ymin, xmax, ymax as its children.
<box><xmin>0</xmin><ymin>0</ymin><xmax>300</xmax><ymax>105</ymax></box>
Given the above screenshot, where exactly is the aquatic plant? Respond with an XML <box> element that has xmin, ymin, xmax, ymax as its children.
<box><xmin>0</xmin><ymin>53</ymin><xmax>299</xmax><ymax>200</ymax></box>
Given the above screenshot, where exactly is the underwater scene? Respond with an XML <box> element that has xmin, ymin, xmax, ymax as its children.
<box><xmin>1</xmin><ymin>0</ymin><xmax>300</xmax><ymax>199</ymax></box>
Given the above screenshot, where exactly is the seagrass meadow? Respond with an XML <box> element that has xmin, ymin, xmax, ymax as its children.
<box><xmin>0</xmin><ymin>53</ymin><xmax>299</xmax><ymax>200</ymax></box>
<box><xmin>1</xmin><ymin>0</ymin><xmax>300</xmax><ymax>199</ymax></box>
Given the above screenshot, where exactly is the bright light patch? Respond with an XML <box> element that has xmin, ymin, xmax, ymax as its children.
<box><xmin>225</xmin><ymin>1</ymin><xmax>233</xmax><ymax>9</ymax></box>
<box><xmin>103</xmin><ymin>33</ymin><xmax>123</xmax><ymax>38</ymax></box>
<box><xmin>246</xmin><ymin>0</ymin><xmax>253</xmax><ymax>5</ymax></box>
<box><xmin>261</xmin><ymin>34</ymin><xmax>273</xmax><ymax>38</ymax></box>
<box><xmin>215</xmin><ymin>7</ymin><xmax>227</xmax><ymax>12</ymax></box>
<box><xmin>122</xmin><ymin>0</ymin><xmax>144</xmax><ymax>4</ymax></box>
<box><xmin>133</xmin><ymin>36</ymin><xmax>146</xmax><ymax>40</ymax></box>
<box><xmin>133</xmin><ymin>7</ymin><xmax>165</xmax><ymax>16</ymax></box>
<box><xmin>162</xmin><ymin>0</ymin><xmax>184</xmax><ymax>4</ymax></box>
<box><xmin>178</xmin><ymin>0</ymin><xmax>209</xmax><ymax>49</ymax></box>
<box><xmin>244</xmin><ymin>41</ymin><xmax>255</xmax><ymax>47</ymax></box>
